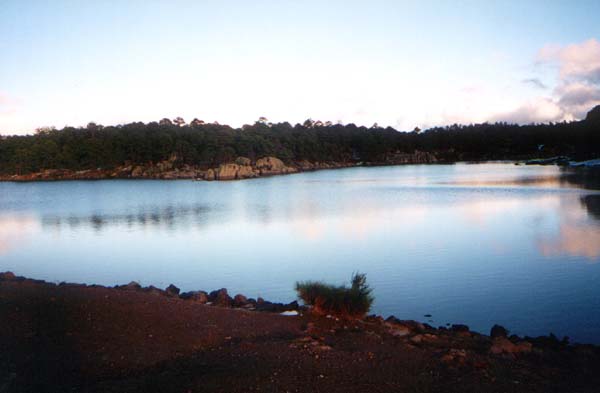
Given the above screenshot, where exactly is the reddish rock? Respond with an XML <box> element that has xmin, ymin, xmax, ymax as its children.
<box><xmin>165</xmin><ymin>284</ymin><xmax>180</xmax><ymax>296</ymax></box>
<box><xmin>490</xmin><ymin>337</ymin><xmax>532</xmax><ymax>355</ymax></box>
<box><xmin>209</xmin><ymin>288</ymin><xmax>232</xmax><ymax>307</ymax></box>
<box><xmin>116</xmin><ymin>281</ymin><xmax>142</xmax><ymax>291</ymax></box>
<box><xmin>233</xmin><ymin>294</ymin><xmax>249</xmax><ymax>307</ymax></box>
<box><xmin>0</xmin><ymin>271</ymin><xmax>16</xmax><ymax>281</ymax></box>
<box><xmin>180</xmin><ymin>291</ymin><xmax>209</xmax><ymax>303</ymax></box>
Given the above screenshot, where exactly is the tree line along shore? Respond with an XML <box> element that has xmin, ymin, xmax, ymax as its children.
<box><xmin>1</xmin><ymin>106</ymin><xmax>599</xmax><ymax>181</ymax></box>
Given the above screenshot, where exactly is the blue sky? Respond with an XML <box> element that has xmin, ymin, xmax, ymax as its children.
<box><xmin>1</xmin><ymin>0</ymin><xmax>600</xmax><ymax>134</ymax></box>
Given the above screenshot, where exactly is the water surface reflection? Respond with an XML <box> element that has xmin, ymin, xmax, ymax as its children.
<box><xmin>1</xmin><ymin>164</ymin><xmax>599</xmax><ymax>343</ymax></box>
<box><xmin>41</xmin><ymin>205</ymin><xmax>213</xmax><ymax>232</ymax></box>
<box><xmin>0</xmin><ymin>215</ymin><xmax>40</xmax><ymax>255</ymax></box>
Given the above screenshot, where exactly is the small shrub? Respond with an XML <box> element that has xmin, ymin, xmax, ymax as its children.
<box><xmin>295</xmin><ymin>272</ymin><xmax>374</xmax><ymax>318</ymax></box>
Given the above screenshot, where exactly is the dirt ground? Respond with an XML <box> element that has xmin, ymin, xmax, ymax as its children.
<box><xmin>1</xmin><ymin>274</ymin><xmax>599</xmax><ymax>393</ymax></box>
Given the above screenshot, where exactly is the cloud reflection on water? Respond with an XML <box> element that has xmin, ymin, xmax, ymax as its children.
<box><xmin>0</xmin><ymin>215</ymin><xmax>40</xmax><ymax>255</ymax></box>
<box><xmin>16</xmin><ymin>167</ymin><xmax>600</xmax><ymax>265</ymax></box>
<box><xmin>539</xmin><ymin>223</ymin><xmax>600</xmax><ymax>260</ymax></box>
<box><xmin>537</xmin><ymin>195</ymin><xmax>600</xmax><ymax>261</ymax></box>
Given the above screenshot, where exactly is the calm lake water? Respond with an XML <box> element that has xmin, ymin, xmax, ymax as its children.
<box><xmin>1</xmin><ymin>163</ymin><xmax>600</xmax><ymax>343</ymax></box>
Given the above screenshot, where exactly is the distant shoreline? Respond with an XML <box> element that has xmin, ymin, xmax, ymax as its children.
<box><xmin>0</xmin><ymin>152</ymin><xmax>440</xmax><ymax>182</ymax></box>
<box><xmin>1</xmin><ymin>155</ymin><xmax>599</xmax><ymax>183</ymax></box>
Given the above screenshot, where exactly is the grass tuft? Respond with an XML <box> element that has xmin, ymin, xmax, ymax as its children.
<box><xmin>295</xmin><ymin>272</ymin><xmax>374</xmax><ymax>318</ymax></box>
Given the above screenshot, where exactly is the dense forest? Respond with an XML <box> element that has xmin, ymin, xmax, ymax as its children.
<box><xmin>1</xmin><ymin>107</ymin><xmax>599</xmax><ymax>175</ymax></box>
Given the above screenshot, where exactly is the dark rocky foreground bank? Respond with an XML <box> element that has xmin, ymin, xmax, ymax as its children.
<box><xmin>0</xmin><ymin>152</ymin><xmax>438</xmax><ymax>182</ymax></box>
<box><xmin>1</xmin><ymin>272</ymin><xmax>600</xmax><ymax>393</ymax></box>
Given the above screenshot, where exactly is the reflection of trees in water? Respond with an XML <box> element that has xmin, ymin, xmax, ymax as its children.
<box><xmin>581</xmin><ymin>195</ymin><xmax>600</xmax><ymax>221</ymax></box>
<box><xmin>559</xmin><ymin>168</ymin><xmax>600</xmax><ymax>191</ymax></box>
<box><xmin>41</xmin><ymin>205</ymin><xmax>215</xmax><ymax>231</ymax></box>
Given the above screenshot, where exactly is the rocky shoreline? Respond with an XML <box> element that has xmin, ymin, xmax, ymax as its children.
<box><xmin>521</xmin><ymin>156</ymin><xmax>600</xmax><ymax>168</ymax></box>
<box><xmin>2</xmin><ymin>271</ymin><xmax>600</xmax><ymax>392</ymax></box>
<box><xmin>0</xmin><ymin>151</ymin><xmax>438</xmax><ymax>182</ymax></box>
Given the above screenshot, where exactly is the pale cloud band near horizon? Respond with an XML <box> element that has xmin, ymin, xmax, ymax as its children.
<box><xmin>0</xmin><ymin>0</ymin><xmax>599</xmax><ymax>136</ymax></box>
<box><xmin>2</xmin><ymin>38</ymin><xmax>600</xmax><ymax>134</ymax></box>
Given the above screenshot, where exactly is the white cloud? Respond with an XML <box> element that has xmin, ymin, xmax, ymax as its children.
<box><xmin>490</xmin><ymin>98</ymin><xmax>566</xmax><ymax>124</ymax></box>
<box><xmin>555</xmin><ymin>82</ymin><xmax>600</xmax><ymax>118</ymax></box>
<box><xmin>491</xmin><ymin>38</ymin><xmax>600</xmax><ymax>124</ymax></box>
<box><xmin>538</xmin><ymin>38</ymin><xmax>600</xmax><ymax>83</ymax></box>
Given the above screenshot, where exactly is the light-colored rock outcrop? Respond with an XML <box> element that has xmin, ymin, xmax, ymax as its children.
<box><xmin>215</xmin><ymin>163</ymin><xmax>258</xmax><ymax>180</ymax></box>
<box><xmin>205</xmin><ymin>168</ymin><xmax>215</xmax><ymax>181</ymax></box>
<box><xmin>1</xmin><ymin>152</ymin><xmax>445</xmax><ymax>182</ymax></box>
<box><xmin>216</xmin><ymin>163</ymin><xmax>240</xmax><ymax>180</ymax></box>
<box><xmin>131</xmin><ymin>166</ymin><xmax>144</xmax><ymax>177</ymax></box>
<box><xmin>255</xmin><ymin>156</ymin><xmax>297</xmax><ymax>176</ymax></box>
<box><xmin>236</xmin><ymin>165</ymin><xmax>256</xmax><ymax>178</ymax></box>
<box><xmin>490</xmin><ymin>337</ymin><xmax>532</xmax><ymax>355</ymax></box>
<box><xmin>388</xmin><ymin>150</ymin><xmax>437</xmax><ymax>164</ymax></box>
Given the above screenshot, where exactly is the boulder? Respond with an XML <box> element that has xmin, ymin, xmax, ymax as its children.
<box><xmin>144</xmin><ymin>285</ymin><xmax>165</xmax><ymax>296</ymax></box>
<box><xmin>296</xmin><ymin>160</ymin><xmax>315</xmax><ymax>170</ymax></box>
<box><xmin>410</xmin><ymin>334</ymin><xmax>438</xmax><ymax>344</ymax></box>
<box><xmin>490</xmin><ymin>324</ymin><xmax>508</xmax><ymax>338</ymax></box>
<box><xmin>387</xmin><ymin>324</ymin><xmax>411</xmax><ymax>337</ymax></box>
<box><xmin>216</xmin><ymin>163</ymin><xmax>257</xmax><ymax>180</ymax></box>
<box><xmin>236</xmin><ymin>165</ymin><xmax>257</xmax><ymax>179</ymax></box>
<box><xmin>441</xmin><ymin>348</ymin><xmax>468</xmax><ymax>364</ymax></box>
<box><xmin>0</xmin><ymin>271</ymin><xmax>16</xmax><ymax>281</ymax></box>
<box><xmin>131</xmin><ymin>166</ymin><xmax>144</xmax><ymax>177</ymax></box>
<box><xmin>161</xmin><ymin>171</ymin><xmax>178</xmax><ymax>180</ymax></box>
<box><xmin>255</xmin><ymin>300</ymin><xmax>299</xmax><ymax>313</ymax></box>
<box><xmin>209</xmin><ymin>288</ymin><xmax>232</xmax><ymax>307</ymax></box>
<box><xmin>180</xmin><ymin>290</ymin><xmax>209</xmax><ymax>303</ymax></box>
<box><xmin>116</xmin><ymin>281</ymin><xmax>142</xmax><ymax>291</ymax></box>
<box><xmin>286</xmin><ymin>300</ymin><xmax>300</xmax><ymax>310</ymax></box>
<box><xmin>385</xmin><ymin>316</ymin><xmax>425</xmax><ymax>333</ymax></box>
<box><xmin>204</xmin><ymin>169</ymin><xmax>215</xmax><ymax>181</ymax></box>
<box><xmin>255</xmin><ymin>156</ymin><xmax>295</xmax><ymax>176</ymax></box>
<box><xmin>233</xmin><ymin>294</ymin><xmax>249</xmax><ymax>307</ymax></box>
<box><xmin>156</xmin><ymin>160</ymin><xmax>173</xmax><ymax>171</ymax></box>
<box><xmin>490</xmin><ymin>337</ymin><xmax>532</xmax><ymax>355</ymax></box>
<box><xmin>177</xmin><ymin>170</ymin><xmax>198</xmax><ymax>179</ymax></box>
<box><xmin>165</xmin><ymin>284</ymin><xmax>180</xmax><ymax>296</ymax></box>
<box><xmin>216</xmin><ymin>163</ymin><xmax>240</xmax><ymax>180</ymax></box>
